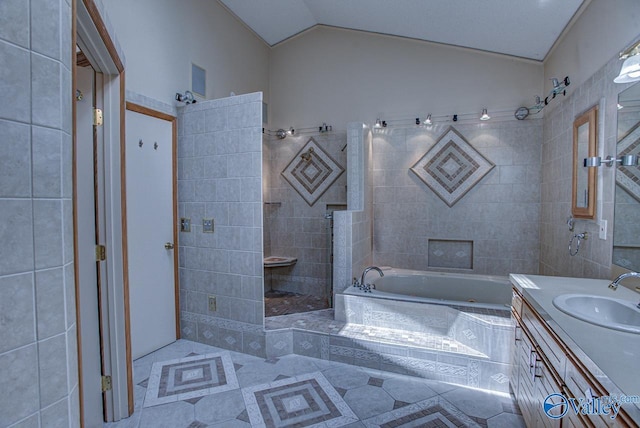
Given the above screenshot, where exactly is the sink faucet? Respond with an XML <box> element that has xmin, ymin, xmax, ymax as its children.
<box><xmin>360</xmin><ymin>266</ymin><xmax>384</xmax><ymax>292</ymax></box>
<box><xmin>608</xmin><ymin>271</ymin><xmax>640</xmax><ymax>290</ymax></box>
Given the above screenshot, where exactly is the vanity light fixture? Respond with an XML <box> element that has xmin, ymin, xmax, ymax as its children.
<box><xmin>584</xmin><ymin>155</ymin><xmax>639</xmax><ymax>168</ymax></box>
<box><xmin>423</xmin><ymin>114</ymin><xmax>432</xmax><ymax>125</ymax></box>
<box><xmin>480</xmin><ymin>108</ymin><xmax>491</xmax><ymax>121</ymax></box>
<box><xmin>614</xmin><ymin>40</ymin><xmax>640</xmax><ymax>83</ymax></box>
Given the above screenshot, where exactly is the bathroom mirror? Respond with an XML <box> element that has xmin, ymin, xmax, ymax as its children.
<box><xmin>571</xmin><ymin>106</ymin><xmax>598</xmax><ymax>219</ymax></box>
<box><xmin>613</xmin><ymin>82</ymin><xmax>640</xmax><ymax>271</ymax></box>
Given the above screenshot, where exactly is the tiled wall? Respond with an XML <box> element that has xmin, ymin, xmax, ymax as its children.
<box><xmin>539</xmin><ymin>36</ymin><xmax>640</xmax><ymax>278</ymax></box>
<box><xmin>177</xmin><ymin>93</ymin><xmax>266</xmax><ymax>356</ymax></box>
<box><xmin>263</xmin><ymin>132</ymin><xmax>347</xmax><ymax>298</ymax></box>
<box><xmin>333</xmin><ymin>124</ymin><xmax>374</xmax><ymax>294</ymax></box>
<box><xmin>372</xmin><ymin>121</ymin><xmax>542</xmax><ymax>276</ymax></box>
<box><xmin>0</xmin><ymin>0</ymin><xmax>79</xmax><ymax>426</ymax></box>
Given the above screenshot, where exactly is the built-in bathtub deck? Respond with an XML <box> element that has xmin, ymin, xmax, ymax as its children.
<box><xmin>264</xmin><ymin>308</ymin><xmax>513</xmax><ymax>392</ymax></box>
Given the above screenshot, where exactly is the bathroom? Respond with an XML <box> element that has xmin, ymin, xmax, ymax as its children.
<box><xmin>2</xmin><ymin>0</ymin><xmax>640</xmax><ymax>426</ymax></box>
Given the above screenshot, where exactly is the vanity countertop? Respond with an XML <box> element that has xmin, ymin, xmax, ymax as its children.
<box><xmin>509</xmin><ymin>274</ymin><xmax>640</xmax><ymax>420</ymax></box>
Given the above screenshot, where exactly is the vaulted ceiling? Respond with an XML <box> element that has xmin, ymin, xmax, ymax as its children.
<box><xmin>219</xmin><ymin>0</ymin><xmax>587</xmax><ymax>61</ymax></box>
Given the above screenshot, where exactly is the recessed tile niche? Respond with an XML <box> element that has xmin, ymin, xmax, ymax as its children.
<box><xmin>428</xmin><ymin>239</ymin><xmax>473</xmax><ymax>269</ymax></box>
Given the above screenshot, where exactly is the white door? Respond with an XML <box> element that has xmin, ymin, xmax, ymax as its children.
<box><xmin>75</xmin><ymin>64</ymin><xmax>106</xmax><ymax>427</ymax></box>
<box><xmin>126</xmin><ymin>108</ymin><xmax>177</xmax><ymax>359</ymax></box>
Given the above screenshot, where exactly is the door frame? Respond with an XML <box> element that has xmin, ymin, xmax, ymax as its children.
<box><xmin>125</xmin><ymin>102</ymin><xmax>180</xmax><ymax>340</ymax></box>
<box><xmin>73</xmin><ymin>0</ymin><xmax>133</xmax><ymax>421</ymax></box>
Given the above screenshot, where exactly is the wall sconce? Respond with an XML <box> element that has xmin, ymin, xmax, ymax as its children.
<box><xmin>423</xmin><ymin>114</ymin><xmax>432</xmax><ymax>125</ymax></box>
<box><xmin>614</xmin><ymin>40</ymin><xmax>640</xmax><ymax>83</ymax></box>
<box><xmin>584</xmin><ymin>155</ymin><xmax>639</xmax><ymax>167</ymax></box>
<box><xmin>286</xmin><ymin>127</ymin><xmax>295</xmax><ymax>136</ymax></box>
<box><xmin>480</xmin><ymin>108</ymin><xmax>491</xmax><ymax>121</ymax></box>
<box><xmin>374</xmin><ymin>118</ymin><xmax>382</xmax><ymax>128</ymax></box>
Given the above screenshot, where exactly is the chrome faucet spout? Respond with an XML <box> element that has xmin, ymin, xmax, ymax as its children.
<box><xmin>361</xmin><ymin>266</ymin><xmax>384</xmax><ymax>290</ymax></box>
<box><xmin>608</xmin><ymin>271</ymin><xmax>640</xmax><ymax>290</ymax></box>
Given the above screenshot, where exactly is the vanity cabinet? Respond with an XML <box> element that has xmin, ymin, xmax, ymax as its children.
<box><xmin>512</xmin><ymin>290</ymin><xmax>562</xmax><ymax>427</ymax></box>
<box><xmin>511</xmin><ymin>287</ymin><xmax>635</xmax><ymax>427</ymax></box>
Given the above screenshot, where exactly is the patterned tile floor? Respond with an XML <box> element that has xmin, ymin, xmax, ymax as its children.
<box><xmin>104</xmin><ymin>339</ymin><xmax>525</xmax><ymax>428</ymax></box>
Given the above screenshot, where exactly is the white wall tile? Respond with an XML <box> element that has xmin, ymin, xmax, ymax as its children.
<box><xmin>31</xmin><ymin>53</ymin><xmax>61</xmax><ymax>128</ymax></box>
<box><xmin>0</xmin><ymin>41</ymin><xmax>31</xmax><ymax>122</ymax></box>
<box><xmin>0</xmin><ymin>273</ymin><xmax>35</xmax><ymax>354</ymax></box>
<box><xmin>0</xmin><ymin>345</ymin><xmax>39</xmax><ymax>426</ymax></box>
<box><xmin>0</xmin><ymin>119</ymin><xmax>31</xmax><ymax>197</ymax></box>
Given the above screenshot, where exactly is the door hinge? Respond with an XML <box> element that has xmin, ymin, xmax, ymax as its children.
<box><xmin>96</xmin><ymin>244</ymin><xmax>106</xmax><ymax>261</ymax></box>
<box><xmin>93</xmin><ymin>108</ymin><xmax>103</xmax><ymax>126</ymax></box>
<box><xmin>101</xmin><ymin>375</ymin><xmax>112</xmax><ymax>392</ymax></box>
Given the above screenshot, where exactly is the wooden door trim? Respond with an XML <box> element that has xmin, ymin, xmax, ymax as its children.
<box><xmin>74</xmin><ymin>0</ymin><xmax>133</xmax><ymax>420</ymax></box>
<box><xmin>125</xmin><ymin>102</ymin><xmax>180</xmax><ymax>339</ymax></box>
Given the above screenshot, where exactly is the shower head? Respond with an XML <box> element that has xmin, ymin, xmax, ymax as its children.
<box><xmin>176</xmin><ymin>90</ymin><xmax>197</xmax><ymax>104</ymax></box>
<box><xmin>300</xmin><ymin>147</ymin><xmax>315</xmax><ymax>162</ymax></box>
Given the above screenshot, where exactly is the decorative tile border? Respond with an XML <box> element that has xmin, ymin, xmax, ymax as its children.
<box><xmin>410</xmin><ymin>126</ymin><xmax>494</xmax><ymax>207</ymax></box>
<box><xmin>282</xmin><ymin>137</ymin><xmax>345</xmax><ymax>206</ymax></box>
<box><xmin>144</xmin><ymin>352</ymin><xmax>239</xmax><ymax>407</ymax></box>
<box><xmin>242</xmin><ymin>371</ymin><xmax>358</xmax><ymax>427</ymax></box>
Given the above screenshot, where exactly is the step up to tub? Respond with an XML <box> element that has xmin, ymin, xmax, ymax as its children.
<box><xmin>264</xmin><ymin>309</ymin><xmax>512</xmax><ymax>393</ymax></box>
<box><xmin>264</xmin><ymin>256</ymin><xmax>297</xmax><ymax>268</ymax></box>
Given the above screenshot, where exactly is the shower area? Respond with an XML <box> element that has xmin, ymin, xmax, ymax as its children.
<box><xmin>262</xmin><ymin>130</ymin><xmax>348</xmax><ymax>316</ymax></box>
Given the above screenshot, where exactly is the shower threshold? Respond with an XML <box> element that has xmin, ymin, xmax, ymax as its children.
<box><xmin>264</xmin><ymin>290</ymin><xmax>329</xmax><ymax>317</ymax></box>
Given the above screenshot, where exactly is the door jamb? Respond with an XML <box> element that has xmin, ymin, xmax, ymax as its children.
<box><xmin>73</xmin><ymin>0</ymin><xmax>133</xmax><ymax>421</ymax></box>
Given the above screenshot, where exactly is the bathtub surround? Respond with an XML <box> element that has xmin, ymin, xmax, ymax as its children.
<box><xmin>263</xmin><ymin>132</ymin><xmax>348</xmax><ymax>299</ymax></box>
<box><xmin>372</xmin><ymin>120</ymin><xmax>542</xmax><ymax>276</ymax></box>
<box><xmin>0</xmin><ymin>0</ymin><xmax>78</xmax><ymax>426</ymax></box>
<box><xmin>177</xmin><ymin>92</ymin><xmax>265</xmax><ymax>356</ymax></box>
<box><xmin>539</xmin><ymin>36</ymin><xmax>640</xmax><ymax>278</ymax></box>
<box><xmin>335</xmin><ymin>269</ymin><xmax>514</xmax><ymax>392</ymax></box>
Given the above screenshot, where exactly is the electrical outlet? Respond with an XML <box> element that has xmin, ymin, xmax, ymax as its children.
<box><xmin>599</xmin><ymin>219</ymin><xmax>607</xmax><ymax>240</ymax></box>
<box><xmin>208</xmin><ymin>295</ymin><xmax>216</xmax><ymax>312</ymax></box>
<box><xmin>180</xmin><ymin>218</ymin><xmax>191</xmax><ymax>232</ymax></box>
<box><xmin>203</xmin><ymin>218</ymin><xmax>214</xmax><ymax>233</ymax></box>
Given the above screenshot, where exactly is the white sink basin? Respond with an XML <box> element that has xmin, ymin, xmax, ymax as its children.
<box><xmin>552</xmin><ymin>294</ymin><xmax>640</xmax><ymax>334</ymax></box>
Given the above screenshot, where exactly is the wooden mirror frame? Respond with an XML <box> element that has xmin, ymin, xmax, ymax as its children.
<box><xmin>571</xmin><ymin>106</ymin><xmax>598</xmax><ymax>219</ymax></box>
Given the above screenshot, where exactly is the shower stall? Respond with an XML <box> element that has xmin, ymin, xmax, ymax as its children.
<box><xmin>262</xmin><ymin>131</ymin><xmax>348</xmax><ymax>316</ymax></box>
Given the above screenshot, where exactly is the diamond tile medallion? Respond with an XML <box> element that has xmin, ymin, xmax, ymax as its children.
<box><xmin>365</xmin><ymin>396</ymin><xmax>482</xmax><ymax>427</ymax></box>
<box><xmin>143</xmin><ymin>352</ymin><xmax>239</xmax><ymax>407</ymax></box>
<box><xmin>282</xmin><ymin>138</ymin><xmax>344</xmax><ymax>206</ymax></box>
<box><xmin>410</xmin><ymin>126</ymin><xmax>494</xmax><ymax>207</ymax></box>
<box><xmin>616</xmin><ymin>121</ymin><xmax>640</xmax><ymax>202</ymax></box>
<box><xmin>242</xmin><ymin>371</ymin><xmax>358</xmax><ymax>427</ymax></box>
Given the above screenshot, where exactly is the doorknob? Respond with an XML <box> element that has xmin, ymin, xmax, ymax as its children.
<box><xmin>164</xmin><ymin>242</ymin><xmax>174</xmax><ymax>250</ymax></box>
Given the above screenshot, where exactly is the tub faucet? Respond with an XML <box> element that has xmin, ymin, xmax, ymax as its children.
<box><xmin>360</xmin><ymin>266</ymin><xmax>384</xmax><ymax>292</ymax></box>
<box><xmin>608</xmin><ymin>271</ymin><xmax>640</xmax><ymax>290</ymax></box>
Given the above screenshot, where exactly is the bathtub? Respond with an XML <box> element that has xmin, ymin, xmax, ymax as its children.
<box><xmin>333</xmin><ymin>267</ymin><xmax>514</xmax><ymax>392</ymax></box>
<box><xmin>343</xmin><ymin>267</ymin><xmax>512</xmax><ymax>310</ymax></box>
